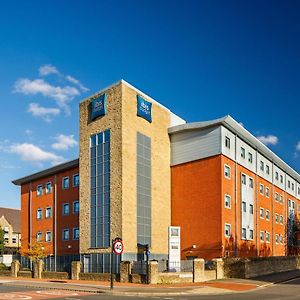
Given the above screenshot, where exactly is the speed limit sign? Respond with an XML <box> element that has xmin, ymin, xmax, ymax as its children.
<box><xmin>113</xmin><ymin>239</ymin><xmax>123</xmax><ymax>255</ymax></box>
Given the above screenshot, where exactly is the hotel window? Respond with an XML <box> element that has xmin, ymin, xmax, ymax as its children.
<box><xmin>288</xmin><ymin>199</ymin><xmax>291</xmax><ymax>209</ymax></box>
<box><xmin>63</xmin><ymin>203</ymin><xmax>70</xmax><ymax>215</ymax></box>
<box><xmin>62</xmin><ymin>177</ymin><xmax>69</xmax><ymax>189</ymax></box>
<box><xmin>73</xmin><ymin>174</ymin><xmax>79</xmax><ymax>187</ymax></box>
<box><xmin>12</xmin><ymin>238</ymin><xmax>16</xmax><ymax>244</ymax></box>
<box><xmin>260</xmin><ymin>184</ymin><xmax>264</xmax><ymax>195</ymax></box>
<box><xmin>275</xmin><ymin>214</ymin><xmax>279</xmax><ymax>223</ymax></box>
<box><xmin>292</xmin><ymin>201</ymin><xmax>295</xmax><ymax>210</ymax></box>
<box><xmin>288</xmin><ymin>180</ymin><xmax>291</xmax><ymax>189</ymax></box>
<box><xmin>248</xmin><ymin>152</ymin><xmax>253</xmax><ymax>163</ymax></box>
<box><xmin>37</xmin><ymin>185</ymin><xmax>43</xmax><ymax>196</ymax></box>
<box><xmin>73</xmin><ymin>228</ymin><xmax>79</xmax><ymax>240</ymax></box>
<box><xmin>90</xmin><ymin>130</ymin><xmax>111</xmax><ymax>248</ymax></box>
<box><xmin>224</xmin><ymin>195</ymin><xmax>231</xmax><ymax>208</ymax></box>
<box><xmin>73</xmin><ymin>201</ymin><xmax>79</xmax><ymax>214</ymax></box>
<box><xmin>249</xmin><ymin>230</ymin><xmax>254</xmax><ymax>240</ymax></box>
<box><xmin>292</xmin><ymin>183</ymin><xmax>294</xmax><ymax>191</ymax></box>
<box><xmin>260</xmin><ymin>161</ymin><xmax>264</xmax><ymax>171</ymax></box>
<box><xmin>260</xmin><ymin>208</ymin><xmax>264</xmax><ymax>218</ymax></box>
<box><xmin>36</xmin><ymin>232</ymin><xmax>42</xmax><ymax>242</ymax></box>
<box><xmin>137</xmin><ymin>132</ymin><xmax>152</xmax><ymax>246</ymax></box>
<box><xmin>266</xmin><ymin>232</ymin><xmax>270</xmax><ymax>243</ymax></box>
<box><xmin>224</xmin><ymin>165</ymin><xmax>231</xmax><ymax>179</ymax></box>
<box><xmin>63</xmin><ymin>229</ymin><xmax>69</xmax><ymax>241</ymax></box>
<box><xmin>249</xmin><ymin>204</ymin><xmax>254</xmax><ymax>214</ymax></box>
<box><xmin>225</xmin><ymin>224</ymin><xmax>231</xmax><ymax>237</ymax></box>
<box><xmin>260</xmin><ymin>231</ymin><xmax>264</xmax><ymax>242</ymax></box>
<box><xmin>4</xmin><ymin>238</ymin><xmax>8</xmax><ymax>243</ymax></box>
<box><xmin>45</xmin><ymin>182</ymin><xmax>52</xmax><ymax>194</ymax></box>
<box><xmin>45</xmin><ymin>231</ymin><xmax>52</xmax><ymax>242</ymax></box>
<box><xmin>280</xmin><ymin>175</ymin><xmax>283</xmax><ymax>183</ymax></box>
<box><xmin>225</xmin><ymin>136</ymin><xmax>230</xmax><ymax>149</ymax></box>
<box><xmin>266</xmin><ymin>165</ymin><xmax>270</xmax><ymax>175</ymax></box>
<box><xmin>280</xmin><ymin>235</ymin><xmax>283</xmax><ymax>244</ymax></box>
<box><xmin>275</xmin><ymin>193</ymin><xmax>279</xmax><ymax>202</ymax></box>
<box><xmin>275</xmin><ymin>234</ymin><xmax>279</xmax><ymax>244</ymax></box>
<box><xmin>279</xmin><ymin>195</ymin><xmax>283</xmax><ymax>204</ymax></box>
<box><xmin>242</xmin><ymin>201</ymin><xmax>246</xmax><ymax>213</ymax></box>
<box><xmin>249</xmin><ymin>177</ymin><xmax>253</xmax><ymax>188</ymax></box>
<box><xmin>280</xmin><ymin>215</ymin><xmax>283</xmax><ymax>224</ymax></box>
<box><xmin>266</xmin><ymin>210</ymin><xmax>270</xmax><ymax>220</ymax></box>
<box><xmin>36</xmin><ymin>209</ymin><xmax>42</xmax><ymax>220</ymax></box>
<box><xmin>275</xmin><ymin>172</ymin><xmax>279</xmax><ymax>180</ymax></box>
<box><xmin>298</xmin><ymin>187</ymin><xmax>300</xmax><ymax>195</ymax></box>
<box><xmin>45</xmin><ymin>207</ymin><xmax>52</xmax><ymax>218</ymax></box>
<box><xmin>242</xmin><ymin>228</ymin><xmax>246</xmax><ymax>239</ymax></box>
<box><xmin>241</xmin><ymin>174</ymin><xmax>246</xmax><ymax>185</ymax></box>
<box><xmin>241</xmin><ymin>147</ymin><xmax>245</xmax><ymax>158</ymax></box>
<box><xmin>266</xmin><ymin>187</ymin><xmax>270</xmax><ymax>198</ymax></box>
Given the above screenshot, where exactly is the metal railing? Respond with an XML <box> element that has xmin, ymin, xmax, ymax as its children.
<box><xmin>132</xmin><ymin>261</ymin><xmax>147</xmax><ymax>275</ymax></box>
<box><xmin>158</xmin><ymin>260</ymin><xmax>193</xmax><ymax>273</ymax></box>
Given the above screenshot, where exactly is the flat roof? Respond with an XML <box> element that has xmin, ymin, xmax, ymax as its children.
<box><xmin>12</xmin><ymin>158</ymin><xmax>79</xmax><ymax>186</ymax></box>
<box><xmin>169</xmin><ymin>115</ymin><xmax>300</xmax><ymax>183</ymax></box>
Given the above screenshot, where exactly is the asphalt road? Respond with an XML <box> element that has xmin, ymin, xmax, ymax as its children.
<box><xmin>1</xmin><ymin>278</ymin><xmax>300</xmax><ymax>300</ymax></box>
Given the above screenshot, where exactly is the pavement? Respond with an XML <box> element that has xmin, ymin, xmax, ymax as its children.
<box><xmin>1</xmin><ymin>270</ymin><xmax>300</xmax><ymax>297</ymax></box>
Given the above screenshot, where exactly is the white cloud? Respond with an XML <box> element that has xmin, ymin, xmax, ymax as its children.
<box><xmin>257</xmin><ymin>135</ymin><xmax>279</xmax><ymax>146</ymax></box>
<box><xmin>27</xmin><ymin>103</ymin><xmax>60</xmax><ymax>122</ymax></box>
<box><xmin>65</xmin><ymin>75</ymin><xmax>89</xmax><ymax>92</ymax></box>
<box><xmin>39</xmin><ymin>64</ymin><xmax>59</xmax><ymax>76</ymax></box>
<box><xmin>296</xmin><ymin>141</ymin><xmax>300</xmax><ymax>151</ymax></box>
<box><xmin>52</xmin><ymin>134</ymin><xmax>78</xmax><ymax>151</ymax></box>
<box><xmin>25</xmin><ymin>129</ymin><xmax>32</xmax><ymax>136</ymax></box>
<box><xmin>9</xmin><ymin>143</ymin><xmax>64</xmax><ymax>165</ymax></box>
<box><xmin>14</xmin><ymin>78</ymin><xmax>80</xmax><ymax>114</ymax></box>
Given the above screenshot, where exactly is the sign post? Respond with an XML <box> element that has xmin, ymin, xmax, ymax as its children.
<box><xmin>110</xmin><ymin>237</ymin><xmax>123</xmax><ymax>290</ymax></box>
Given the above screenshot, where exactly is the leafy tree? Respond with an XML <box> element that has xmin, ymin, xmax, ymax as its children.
<box><xmin>21</xmin><ymin>242</ymin><xmax>48</xmax><ymax>262</ymax></box>
<box><xmin>0</xmin><ymin>228</ymin><xmax>5</xmax><ymax>254</ymax></box>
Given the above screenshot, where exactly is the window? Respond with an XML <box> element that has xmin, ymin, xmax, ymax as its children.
<box><xmin>266</xmin><ymin>187</ymin><xmax>270</xmax><ymax>198</ymax></box>
<box><xmin>249</xmin><ymin>178</ymin><xmax>253</xmax><ymax>188</ymax></box>
<box><xmin>36</xmin><ymin>232</ymin><xmax>42</xmax><ymax>242</ymax></box>
<box><xmin>280</xmin><ymin>235</ymin><xmax>283</xmax><ymax>244</ymax></box>
<box><xmin>249</xmin><ymin>204</ymin><xmax>254</xmax><ymax>214</ymax></box>
<box><xmin>62</xmin><ymin>177</ymin><xmax>69</xmax><ymax>189</ymax></box>
<box><xmin>292</xmin><ymin>201</ymin><xmax>295</xmax><ymax>210</ymax></box>
<box><xmin>241</xmin><ymin>147</ymin><xmax>245</xmax><ymax>158</ymax></box>
<box><xmin>224</xmin><ymin>165</ymin><xmax>231</xmax><ymax>179</ymax></box>
<box><xmin>36</xmin><ymin>209</ymin><xmax>42</xmax><ymax>220</ymax></box>
<box><xmin>275</xmin><ymin>193</ymin><xmax>279</xmax><ymax>202</ymax></box>
<box><xmin>63</xmin><ymin>203</ymin><xmax>70</xmax><ymax>215</ymax></box>
<box><xmin>241</xmin><ymin>174</ymin><xmax>246</xmax><ymax>185</ymax></box>
<box><xmin>4</xmin><ymin>238</ymin><xmax>8</xmax><ymax>243</ymax></box>
<box><xmin>260</xmin><ymin>161</ymin><xmax>264</xmax><ymax>171</ymax></box>
<box><xmin>280</xmin><ymin>215</ymin><xmax>283</xmax><ymax>224</ymax></box>
<box><xmin>266</xmin><ymin>232</ymin><xmax>270</xmax><ymax>243</ymax></box>
<box><xmin>266</xmin><ymin>210</ymin><xmax>270</xmax><ymax>220</ymax></box>
<box><xmin>260</xmin><ymin>184</ymin><xmax>264</xmax><ymax>195</ymax></box>
<box><xmin>279</xmin><ymin>195</ymin><xmax>283</xmax><ymax>204</ymax></box>
<box><xmin>260</xmin><ymin>207</ymin><xmax>264</xmax><ymax>218</ymax></box>
<box><xmin>45</xmin><ymin>182</ymin><xmax>52</xmax><ymax>194</ymax></box>
<box><xmin>73</xmin><ymin>174</ymin><xmax>79</xmax><ymax>187</ymax></box>
<box><xmin>275</xmin><ymin>234</ymin><xmax>279</xmax><ymax>244</ymax></box>
<box><xmin>63</xmin><ymin>229</ymin><xmax>69</xmax><ymax>241</ymax></box>
<box><xmin>298</xmin><ymin>187</ymin><xmax>300</xmax><ymax>195</ymax></box>
<box><xmin>280</xmin><ymin>175</ymin><xmax>283</xmax><ymax>183</ymax></box>
<box><xmin>224</xmin><ymin>195</ymin><xmax>231</xmax><ymax>208</ymax></box>
<box><xmin>242</xmin><ymin>228</ymin><xmax>246</xmax><ymax>239</ymax></box>
<box><xmin>288</xmin><ymin>199</ymin><xmax>291</xmax><ymax>208</ymax></box>
<box><xmin>266</xmin><ymin>165</ymin><xmax>270</xmax><ymax>175</ymax></box>
<box><xmin>242</xmin><ymin>201</ymin><xmax>246</xmax><ymax>213</ymax></box>
<box><xmin>225</xmin><ymin>224</ymin><xmax>231</xmax><ymax>237</ymax></box>
<box><xmin>37</xmin><ymin>185</ymin><xmax>43</xmax><ymax>196</ymax></box>
<box><xmin>275</xmin><ymin>172</ymin><xmax>279</xmax><ymax>180</ymax></box>
<box><xmin>225</xmin><ymin>136</ymin><xmax>230</xmax><ymax>149</ymax></box>
<box><xmin>45</xmin><ymin>231</ymin><xmax>52</xmax><ymax>242</ymax></box>
<box><xmin>3</xmin><ymin>227</ymin><xmax>8</xmax><ymax>233</ymax></box>
<box><xmin>73</xmin><ymin>201</ymin><xmax>79</xmax><ymax>214</ymax></box>
<box><xmin>248</xmin><ymin>152</ymin><xmax>253</xmax><ymax>163</ymax></box>
<box><xmin>45</xmin><ymin>207</ymin><xmax>52</xmax><ymax>219</ymax></box>
<box><xmin>275</xmin><ymin>214</ymin><xmax>279</xmax><ymax>223</ymax></box>
<box><xmin>260</xmin><ymin>231</ymin><xmax>264</xmax><ymax>242</ymax></box>
<box><xmin>292</xmin><ymin>183</ymin><xmax>294</xmax><ymax>191</ymax></box>
<box><xmin>12</xmin><ymin>238</ymin><xmax>16</xmax><ymax>244</ymax></box>
<box><xmin>73</xmin><ymin>228</ymin><xmax>79</xmax><ymax>240</ymax></box>
<box><xmin>249</xmin><ymin>230</ymin><xmax>254</xmax><ymax>240</ymax></box>
<box><xmin>288</xmin><ymin>180</ymin><xmax>291</xmax><ymax>189</ymax></box>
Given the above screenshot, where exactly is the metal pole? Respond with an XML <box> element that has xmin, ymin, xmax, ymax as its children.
<box><xmin>110</xmin><ymin>238</ymin><xmax>114</xmax><ymax>290</ymax></box>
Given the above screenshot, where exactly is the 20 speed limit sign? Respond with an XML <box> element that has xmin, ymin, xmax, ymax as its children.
<box><xmin>113</xmin><ymin>239</ymin><xmax>123</xmax><ymax>255</ymax></box>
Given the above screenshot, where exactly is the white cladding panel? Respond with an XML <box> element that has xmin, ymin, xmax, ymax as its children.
<box><xmin>170</xmin><ymin>127</ymin><xmax>221</xmax><ymax>166</ymax></box>
<box><xmin>236</xmin><ymin>137</ymin><xmax>256</xmax><ymax>173</ymax></box>
<box><xmin>256</xmin><ymin>153</ymin><xmax>272</xmax><ymax>183</ymax></box>
<box><xmin>221</xmin><ymin>126</ymin><xmax>236</xmax><ymax>161</ymax></box>
<box><xmin>286</xmin><ymin>174</ymin><xmax>296</xmax><ymax>197</ymax></box>
<box><xmin>273</xmin><ymin>165</ymin><xmax>285</xmax><ymax>190</ymax></box>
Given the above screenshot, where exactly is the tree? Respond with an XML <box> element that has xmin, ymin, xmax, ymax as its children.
<box><xmin>0</xmin><ymin>228</ymin><xmax>4</xmax><ymax>254</ymax></box>
<box><xmin>21</xmin><ymin>242</ymin><xmax>48</xmax><ymax>262</ymax></box>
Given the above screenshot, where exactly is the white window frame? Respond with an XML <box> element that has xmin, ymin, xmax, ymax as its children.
<box><xmin>241</xmin><ymin>174</ymin><xmax>246</xmax><ymax>185</ymax></box>
<box><xmin>266</xmin><ymin>187</ymin><xmax>270</xmax><ymax>198</ymax></box>
<box><xmin>266</xmin><ymin>231</ymin><xmax>270</xmax><ymax>243</ymax></box>
<box><xmin>224</xmin><ymin>164</ymin><xmax>231</xmax><ymax>179</ymax></box>
<box><xmin>36</xmin><ymin>231</ymin><xmax>42</xmax><ymax>242</ymax></box>
<box><xmin>225</xmin><ymin>223</ymin><xmax>231</xmax><ymax>238</ymax></box>
<box><xmin>275</xmin><ymin>192</ymin><xmax>279</xmax><ymax>202</ymax></box>
<box><xmin>249</xmin><ymin>204</ymin><xmax>254</xmax><ymax>215</ymax></box>
<box><xmin>45</xmin><ymin>207</ymin><xmax>52</xmax><ymax>219</ymax></box>
<box><xmin>249</xmin><ymin>177</ymin><xmax>253</xmax><ymax>188</ymax></box>
<box><xmin>260</xmin><ymin>184</ymin><xmax>264</xmax><ymax>195</ymax></box>
<box><xmin>45</xmin><ymin>182</ymin><xmax>52</xmax><ymax>194</ymax></box>
<box><xmin>280</xmin><ymin>215</ymin><xmax>283</xmax><ymax>225</ymax></box>
<box><xmin>37</xmin><ymin>185</ymin><xmax>43</xmax><ymax>197</ymax></box>
<box><xmin>249</xmin><ymin>229</ymin><xmax>254</xmax><ymax>240</ymax></box>
<box><xmin>260</xmin><ymin>231</ymin><xmax>264</xmax><ymax>242</ymax></box>
<box><xmin>241</xmin><ymin>228</ymin><xmax>247</xmax><ymax>240</ymax></box>
<box><xmin>225</xmin><ymin>136</ymin><xmax>230</xmax><ymax>149</ymax></box>
<box><xmin>260</xmin><ymin>207</ymin><xmax>264</xmax><ymax>219</ymax></box>
<box><xmin>275</xmin><ymin>234</ymin><xmax>279</xmax><ymax>244</ymax></box>
<box><xmin>275</xmin><ymin>213</ymin><xmax>279</xmax><ymax>224</ymax></box>
<box><xmin>241</xmin><ymin>147</ymin><xmax>245</xmax><ymax>159</ymax></box>
<box><xmin>45</xmin><ymin>231</ymin><xmax>52</xmax><ymax>242</ymax></box>
<box><xmin>242</xmin><ymin>201</ymin><xmax>246</xmax><ymax>213</ymax></box>
<box><xmin>266</xmin><ymin>210</ymin><xmax>270</xmax><ymax>220</ymax></box>
<box><xmin>248</xmin><ymin>152</ymin><xmax>253</xmax><ymax>163</ymax></box>
<box><xmin>36</xmin><ymin>208</ymin><xmax>42</xmax><ymax>220</ymax></box>
<box><xmin>224</xmin><ymin>194</ymin><xmax>231</xmax><ymax>209</ymax></box>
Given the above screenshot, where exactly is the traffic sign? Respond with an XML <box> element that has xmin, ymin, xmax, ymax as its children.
<box><xmin>113</xmin><ymin>239</ymin><xmax>123</xmax><ymax>255</ymax></box>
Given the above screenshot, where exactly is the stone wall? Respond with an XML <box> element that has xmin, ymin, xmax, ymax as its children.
<box><xmin>42</xmin><ymin>271</ymin><xmax>69</xmax><ymax>280</ymax></box>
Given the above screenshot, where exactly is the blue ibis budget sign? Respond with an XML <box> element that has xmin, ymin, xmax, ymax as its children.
<box><xmin>91</xmin><ymin>94</ymin><xmax>106</xmax><ymax>121</ymax></box>
<box><xmin>137</xmin><ymin>95</ymin><xmax>152</xmax><ymax>123</ymax></box>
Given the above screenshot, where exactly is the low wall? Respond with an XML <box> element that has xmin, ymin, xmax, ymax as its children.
<box><xmin>18</xmin><ymin>271</ymin><xmax>32</xmax><ymax>278</ymax></box>
<box><xmin>224</xmin><ymin>256</ymin><xmax>300</xmax><ymax>279</ymax></box>
<box><xmin>42</xmin><ymin>271</ymin><xmax>69</xmax><ymax>280</ymax></box>
<box><xmin>79</xmin><ymin>272</ymin><xmax>115</xmax><ymax>281</ymax></box>
<box><xmin>157</xmin><ymin>272</ymin><xmax>193</xmax><ymax>284</ymax></box>
<box><xmin>0</xmin><ymin>270</ymin><xmax>11</xmax><ymax>277</ymax></box>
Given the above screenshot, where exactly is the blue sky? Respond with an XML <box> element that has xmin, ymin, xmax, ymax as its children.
<box><xmin>0</xmin><ymin>1</ymin><xmax>300</xmax><ymax>208</ymax></box>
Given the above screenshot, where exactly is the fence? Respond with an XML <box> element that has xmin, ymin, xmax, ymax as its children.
<box><xmin>158</xmin><ymin>260</ymin><xmax>193</xmax><ymax>273</ymax></box>
<box><xmin>132</xmin><ymin>261</ymin><xmax>147</xmax><ymax>275</ymax></box>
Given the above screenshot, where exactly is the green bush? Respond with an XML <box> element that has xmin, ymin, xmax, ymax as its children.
<box><xmin>0</xmin><ymin>263</ymin><xmax>8</xmax><ymax>270</ymax></box>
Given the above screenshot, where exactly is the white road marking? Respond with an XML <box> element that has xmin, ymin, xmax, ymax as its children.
<box><xmin>36</xmin><ymin>291</ymin><xmax>78</xmax><ymax>296</ymax></box>
<box><xmin>0</xmin><ymin>295</ymin><xmax>32</xmax><ymax>300</ymax></box>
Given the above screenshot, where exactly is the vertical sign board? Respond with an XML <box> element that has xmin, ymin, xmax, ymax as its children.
<box><xmin>91</xmin><ymin>94</ymin><xmax>106</xmax><ymax>121</ymax></box>
<box><xmin>137</xmin><ymin>95</ymin><xmax>152</xmax><ymax>123</ymax></box>
<box><xmin>168</xmin><ymin>226</ymin><xmax>181</xmax><ymax>272</ymax></box>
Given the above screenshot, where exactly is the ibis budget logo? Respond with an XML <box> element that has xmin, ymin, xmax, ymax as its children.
<box><xmin>137</xmin><ymin>95</ymin><xmax>152</xmax><ymax>123</ymax></box>
<box><xmin>91</xmin><ymin>94</ymin><xmax>106</xmax><ymax>121</ymax></box>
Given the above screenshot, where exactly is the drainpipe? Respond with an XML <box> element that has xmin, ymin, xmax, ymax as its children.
<box><xmin>54</xmin><ymin>175</ymin><xmax>57</xmax><ymax>272</ymax></box>
<box><xmin>234</xmin><ymin>134</ymin><xmax>238</xmax><ymax>257</ymax></box>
